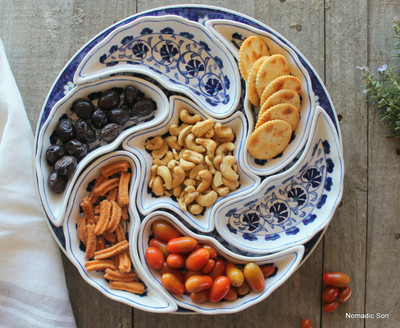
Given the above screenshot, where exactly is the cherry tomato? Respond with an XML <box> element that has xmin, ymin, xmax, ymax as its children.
<box><xmin>201</xmin><ymin>259</ymin><xmax>216</xmax><ymax>274</ymax></box>
<box><xmin>184</xmin><ymin>270</ymin><xmax>202</xmax><ymax>283</ymax></box>
<box><xmin>244</xmin><ymin>262</ymin><xmax>265</xmax><ymax>292</ymax></box>
<box><xmin>159</xmin><ymin>263</ymin><xmax>184</xmax><ymax>282</ymax></box>
<box><xmin>209</xmin><ymin>276</ymin><xmax>231</xmax><ymax>303</ymax></box>
<box><xmin>152</xmin><ymin>219</ymin><xmax>181</xmax><ymax>242</ymax></box>
<box><xmin>338</xmin><ymin>286</ymin><xmax>352</xmax><ymax>303</ymax></box>
<box><xmin>202</xmin><ymin>244</ymin><xmax>218</xmax><ymax>259</ymax></box>
<box><xmin>323</xmin><ymin>272</ymin><xmax>350</xmax><ymax>287</ymax></box>
<box><xmin>145</xmin><ymin>247</ymin><xmax>165</xmax><ymax>269</ymax></box>
<box><xmin>185</xmin><ymin>275</ymin><xmax>213</xmax><ymax>293</ymax></box>
<box><xmin>322</xmin><ymin>286</ymin><xmax>339</xmax><ymax>303</ymax></box>
<box><xmin>323</xmin><ymin>300</ymin><xmax>339</xmax><ymax>313</ymax></box>
<box><xmin>185</xmin><ymin>248</ymin><xmax>210</xmax><ymax>271</ymax></box>
<box><xmin>161</xmin><ymin>273</ymin><xmax>185</xmax><ymax>296</ymax></box>
<box><xmin>190</xmin><ymin>290</ymin><xmax>209</xmax><ymax>303</ymax></box>
<box><xmin>209</xmin><ymin>258</ymin><xmax>226</xmax><ymax>280</ymax></box>
<box><xmin>301</xmin><ymin>319</ymin><xmax>313</xmax><ymax>328</ymax></box>
<box><xmin>223</xmin><ymin>286</ymin><xmax>238</xmax><ymax>302</ymax></box>
<box><xmin>260</xmin><ymin>264</ymin><xmax>276</xmax><ymax>278</ymax></box>
<box><xmin>225</xmin><ymin>262</ymin><xmax>245</xmax><ymax>287</ymax></box>
<box><xmin>149</xmin><ymin>238</ymin><xmax>169</xmax><ymax>258</ymax></box>
<box><xmin>166</xmin><ymin>253</ymin><xmax>186</xmax><ymax>269</ymax></box>
<box><xmin>167</xmin><ymin>237</ymin><xmax>198</xmax><ymax>253</ymax></box>
<box><xmin>236</xmin><ymin>281</ymin><xmax>251</xmax><ymax>296</ymax></box>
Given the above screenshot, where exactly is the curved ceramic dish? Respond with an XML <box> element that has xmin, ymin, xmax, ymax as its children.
<box><xmin>34</xmin><ymin>5</ymin><xmax>343</xmax><ymax>314</ymax></box>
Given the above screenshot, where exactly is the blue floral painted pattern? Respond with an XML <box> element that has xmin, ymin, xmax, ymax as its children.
<box><xmin>98</xmin><ymin>26</ymin><xmax>230</xmax><ymax>106</ymax></box>
<box><xmin>225</xmin><ymin>139</ymin><xmax>334</xmax><ymax>242</ymax></box>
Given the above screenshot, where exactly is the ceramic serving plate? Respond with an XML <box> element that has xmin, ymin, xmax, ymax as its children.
<box><xmin>34</xmin><ymin>5</ymin><xmax>343</xmax><ymax>314</ymax></box>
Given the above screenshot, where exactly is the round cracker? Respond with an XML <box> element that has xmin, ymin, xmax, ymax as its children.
<box><xmin>255</xmin><ymin>54</ymin><xmax>291</xmax><ymax>98</ymax></box>
<box><xmin>260</xmin><ymin>89</ymin><xmax>301</xmax><ymax>116</ymax></box>
<box><xmin>260</xmin><ymin>75</ymin><xmax>302</xmax><ymax>105</ymax></box>
<box><xmin>247</xmin><ymin>56</ymin><xmax>269</xmax><ymax>106</ymax></box>
<box><xmin>238</xmin><ymin>36</ymin><xmax>270</xmax><ymax>81</ymax></box>
<box><xmin>256</xmin><ymin>103</ymin><xmax>300</xmax><ymax>131</ymax></box>
<box><xmin>247</xmin><ymin>119</ymin><xmax>292</xmax><ymax>160</ymax></box>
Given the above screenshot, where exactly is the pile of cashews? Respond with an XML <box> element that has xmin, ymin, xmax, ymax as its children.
<box><xmin>146</xmin><ymin>109</ymin><xmax>240</xmax><ymax>215</ymax></box>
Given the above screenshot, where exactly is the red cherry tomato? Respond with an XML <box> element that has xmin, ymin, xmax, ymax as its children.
<box><xmin>159</xmin><ymin>263</ymin><xmax>184</xmax><ymax>282</ymax></box>
<box><xmin>322</xmin><ymin>286</ymin><xmax>339</xmax><ymax>303</ymax></box>
<box><xmin>149</xmin><ymin>238</ymin><xmax>169</xmax><ymax>258</ymax></box>
<box><xmin>145</xmin><ymin>247</ymin><xmax>165</xmax><ymax>269</ymax></box>
<box><xmin>236</xmin><ymin>281</ymin><xmax>251</xmax><ymax>296</ymax></box>
<box><xmin>260</xmin><ymin>264</ymin><xmax>276</xmax><ymax>278</ymax></box>
<box><xmin>190</xmin><ymin>290</ymin><xmax>210</xmax><ymax>303</ymax></box>
<box><xmin>166</xmin><ymin>253</ymin><xmax>186</xmax><ymax>269</ymax></box>
<box><xmin>244</xmin><ymin>262</ymin><xmax>265</xmax><ymax>292</ymax></box>
<box><xmin>323</xmin><ymin>272</ymin><xmax>350</xmax><ymax>287</ymax></box>
<box><xmin>185</xmin><ymin>275</ymin><xmax>213</xmax><ymax>293</ymax></box>
<box><xmin>223</xmin><ymin>286</ymin><xmax>238</xmax><ymax>302</ymax></box>
<box><xmin>167</xmin><ymin>237</ymin><xmax>198</xmax><ymax>253</ymax></box>
<box><xmin>183</xmin><ymin>270</ymin><xmax>202</xmax><ymax>283</ymax></box>
<box><xmin>201</xmin><ymin>259</ymin><xmax>216</xmax><ymax>274</ymax></box>
<box><xmin>209</xmin><ymin>258</ymin><xmax>226</xmax><ymax>280</ymax></box>
<box><xmin>225</xmin><ymin>262</ymin><xmax>245</xmax><ymax>287</ymax></box>
<box><xmin>209</xmin><ymin>276</ymin><xmax>231</xmax><ymax>303</ymax></box>
<box><xmin>301</xmin><ymin>319</ymin><xmax>313</xmax><ymax>328</ymax></box>
<box><xmin>324</xmin><ymin>300</ymin><xmax>339</xmax><ymax>313</ymax></box>
<box><xmin>161</xmin><ymin>273</ymin><xmax>185</xmax><ymax>296</ymax></box>
<box><xmin>338</xmin><ymin>286</ymin><xmax>352</xmax><ymax>303</ymax></box>
<box><xmin>152</xmin><ymin>220</ymin><xmax>181</xmax><ymax>242</ymax></box>
<box><xmin>185</xmin><ymin>248</ymin><xmax>210</xmax><ymax>271</ymax></box>
<box><xmin>202</xmin><ymin>244</ymin><xmax>218</xmax><ymax>259</ymax></box>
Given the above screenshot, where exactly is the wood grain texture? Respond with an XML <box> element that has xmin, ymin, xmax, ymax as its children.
<box><xmin>1</xmin><ymin>0</ymin><xmax>399</xmax><ymax>327</ymax></box>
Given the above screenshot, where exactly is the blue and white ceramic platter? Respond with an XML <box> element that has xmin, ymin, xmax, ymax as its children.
<box><xmin>34</xmin><ymin>5</ymin><xmax>343</xmax><ymax>314</ymax></box>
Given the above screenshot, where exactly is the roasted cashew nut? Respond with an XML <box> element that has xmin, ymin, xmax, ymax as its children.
<box><xmin>178</xmin><ymin>125</ymin><xmax>192</xmax><ymax>146</ymax></box>
<box><xmin>179</xmin><ymin>109</ymin><xmax>202</xmax><ymax>124</ymax></box>
<box><xmin>196</xmin><ymin>170</ymin><xmax>213</xmax><ymax>193</ymax></box>
<box><xmin>220</xmin><ymin>155</ymin><xmax>239</xmax><ymax>181</ymax></box>
<box><xmin>171</xmin><ymin>166</ymin><xmax>185</xmax><ymax>188</ymax></box>
<box><xmin>196</xmin><ymin>137</ymin><xmax>217</xmax><ymax>158</ymax></box>
<box><xmin>188</xmin><ymin>204</ymin><xmax>204</xmax><ymax>215</ymax></box>
<box><xmin>145</xmin><ymin>136</ymin><xmax>164</xmax><ymax>150</ymax></box>
<box><xmin>181</xmin><ymin>149</ymin><xmax>204</xmax><ymax>165</ymax></box>
<box><xmin>196</xmin><ymin>190</ymin><xmax>218</xmax><ymax>207</ymax></box>
<box><xmin>169</xmin><ymin>123</ymin><xmax>189</xmax><ymax>136</ymax></box>
<box><xmin>216</xmin><ymin>142</ymin><xmax>235</xmax><ymax>157</ymax></box>
<box><xmin>185</xmin><ymin>133</ymin><xmax>206</xmax><ymax>153</ymax></box>
<box><xmin>152</xmin><ymin>176</ymin><xmax>165</xmax><ymax>196</ymax></box>
<box><xmin>165</xmin><ymin>136</ymin><xmax>182</xmax><ymax>151</ymax></box>
<box><xmin>192</xmin><ymin>118</ymin><xmax>215</xmax><ymax>137</ymax></box>
<box><xmin>222</xmin><ymin>177</ymin><xmax>240</xmax><ymax>191</ymax></box>
<box><xmin>214</xmin><ymin>123</ymin><xmax>234</xmax><ymax>142</ymax></box>
<box><xmin>156</xmin><ymin>165</ymin><xmax>172</xmax><ymax>190</ymax></box>
<box><xmin>151</xmin><ymin>141</ymin><xmax>169</xmax><ymax>159</ymax></box>
<box><xmin>212</xmin><ymin>184</ymin><xmax>230</xmax><ymax>197</ymax></box>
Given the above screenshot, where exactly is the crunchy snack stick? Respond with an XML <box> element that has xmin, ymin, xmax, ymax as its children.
<box><xmin>109</xmin><ymin>281</ymin><xmax>145</xmax><ymax>295</ymax></box>
<box><xmin>118</xmin><ymin>251</ymin><xmax>132</xmax><ymax>273</ymax></box>
<box><xmin>106</xmin><ymin>200</ymin><xmax>121</xmax><ymax>233</ymax></box>
<box><xmin>93</xmin><ymin>177</ymin><xmax>120</xmax><ymax>197</ymax></box>
<box><xmin>101</xmin><ymin>160</ymin><xmax>130</xmax><ymax>178</ymax></box>
<box><xmin>117</xmin><ymin>171</ymin><xmax>131</xmax><ymax>207</ymax></box>
<box><xmin>85</xmin><ymin>259</ymin><xmax>116</xmax><ymax>271</ymax></box>
<box><xmin>80</xmin><ymin>197</ymin><xmax>95</xmax><ymax>224</ymax></box>
<box><xmin>94</xmin><ymin>240</ymin><xmax>129</xmax><ymax>260</ymax></box>
<box><xmin>77</xmin><ymin>216</ymin><xmax>87</xmax><ymax>244</ymax></box>
<box><xmin>95</xmin><ymin>200</ymin><xmax>112</xmax><ymax>236</ymax></box>
<box><xmin>104</xmin><ymin>268</ymin><xmax>137</xmax><ymax>282</ymax></box>
<box><xmin>85</xmin><ymin>224</ymin><xmax>97</xmax><ymax>259</ymax></box>
<box><xmin>96</xmin><ymin>236</ymin><xmax>106</xmax><ymax>251</ymax></box>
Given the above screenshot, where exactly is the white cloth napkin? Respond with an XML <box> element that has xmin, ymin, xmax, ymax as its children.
<box><xmin>0</xmin><ymin>39</ymin><xmax>76</xmax><ymax>328</ymax></box>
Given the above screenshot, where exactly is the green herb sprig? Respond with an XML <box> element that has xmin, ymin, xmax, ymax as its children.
<box><xmin>358</xmin><ymin>18</ymin><xmax>400</xmax><ymax>138</ymax></box>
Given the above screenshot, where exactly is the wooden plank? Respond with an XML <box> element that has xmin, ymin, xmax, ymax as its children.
<box><xmin>133</xmin><ymin>1</ymin><xmax>325</xmax><ymax>327</ymax></box>
<box><xmin>366</xmin><ymin>1</ymin><xmax>400</xmax><ymax>327</ymax></box>
<box><xmin>323</xmin><ymin>0</ymin><xmax>369</xmax><ymax>327</ymax></box>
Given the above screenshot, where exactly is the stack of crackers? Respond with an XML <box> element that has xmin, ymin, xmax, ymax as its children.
<box><xmin>239</xmin><ymin>36</ymin><xmax>302</xmax><ymax>160</ymax></box>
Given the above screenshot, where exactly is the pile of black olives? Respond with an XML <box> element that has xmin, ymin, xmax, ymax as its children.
<box><xmin>46</xmin><ymin>84</ymin><xmax>156</xmax><ymax>193</ymax></box>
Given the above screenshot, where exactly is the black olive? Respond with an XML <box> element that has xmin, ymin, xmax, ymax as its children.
<box><xmin>55</xmin><ymin>155</ymin><xmax>77</xmax><ymax>177</ymax></box>
<box><xmin>74</xmin><ymin>119</ymin><xmax>97</xmax><ymax>143</ymax></box>
<box><xmin>91</xmin><ymin>108</ymin><xmax>108</xmax><ymax>129</ymax></box>
<box><xmin>47</xmin><ymin>171</ymin><xmax>67</xmax><ymax>194</ymax></box>
<box><xmin>98</xmin><ymin>89</ymin><xmax>120</xmax><ymax>110</ymax></box>
<box><xmin>64</xmin><ymin>139</ymin><xmax>88</xmax><ymax>161</ymax></box>
<box><xmin>71</xmin><ymin>98</ymin><xmax>94</xmax><ymax>119</ymax></box>
<box><xmin>107</xmin><ymin>107</ymin><xmax>130</xmax><ymax>125</ymax></box>
<box><xmin>99</xmin><ymin>123</ymin><xmax>121</xmax><ymax>143</ymax></box>
<box><xmin>56</xmin><ymin>118</ymin><xmax>75</xmax><ymax>142</ymax></box>
<box><xmin>130</xmin><ymin>98</ymin><xmax>155</xmax><ymax>117</ymax></box>
<box><xmin>45</xmin><ymin>145</ymin><xmax>66</xmax><ymax>165</ymax></box>
<box><xmin>124</xmin><ymin>85</ymin><xmax>140</xmax><ymax>106</ymax></box>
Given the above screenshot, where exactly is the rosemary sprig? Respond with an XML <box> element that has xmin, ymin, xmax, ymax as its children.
<box><xmin>358</xmin><ymin>18</ymin><xmax>400</xmax><ymax>138</ymax></box>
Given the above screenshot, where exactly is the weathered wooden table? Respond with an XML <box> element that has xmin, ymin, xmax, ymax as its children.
<box><xmin>1</xmin><ymin>1</ymin><xmax>399</xmax><ymax>327</ymax></box>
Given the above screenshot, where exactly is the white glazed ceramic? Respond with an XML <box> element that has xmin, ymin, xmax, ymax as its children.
<box><xmin>138</xmin><ymin>210</ymin><xmax>304</xmax><ymax>314</ymax></box>
<box><xmin>214</xmin><ymin>107</ymin><xmax>344</xmax><ymax>254</ymax></box>
<box><xmin>74</xmin><ymin>15</ymin><xmax>241</xmax><ymax>119</ymax></box>
<box><xmin>35</xmin><ymin>75</ymin><xmax>169</xmax><ymax>226</ymax></box>
<box><xmin>123</xmin><ymin>95</ymin><xmax>260</xmax><ymax>232</ymax></box>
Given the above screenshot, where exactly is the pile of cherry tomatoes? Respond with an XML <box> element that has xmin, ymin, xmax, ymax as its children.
<box><xmin>145</xmin><ymin>219</ymin><xmax>276</xmax><ymax>303</ymax></box>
